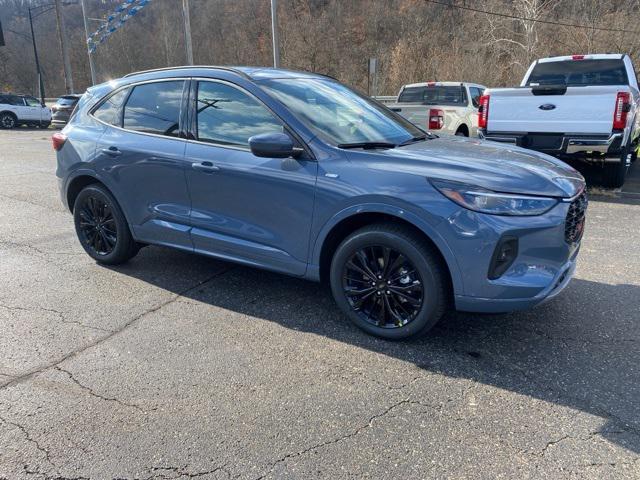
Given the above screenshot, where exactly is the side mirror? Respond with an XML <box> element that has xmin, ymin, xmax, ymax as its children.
<box><xmin>249</xmin><ymin>132</ymin><xmax>299</xmax><ymax>159</ymax></box>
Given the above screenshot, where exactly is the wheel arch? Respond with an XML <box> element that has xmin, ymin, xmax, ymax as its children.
<box><xmin>455</xmin><ymin>123</ymin><xmax>469</xmax><ymax>136</ymax></box>
<box><xmin>65</xmin><ymin>173</ymin><xmax>109</xmax><ymax>213</ymax></box>
<box><xmin>313</xmin><ymin>206</ymin><xmax>462</xmax><ymax>297</ymax></box>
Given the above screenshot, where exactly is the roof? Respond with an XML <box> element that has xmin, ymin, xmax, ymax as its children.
<box><xmin>401</xmin><ymin>81</ymin><xmax>486</xmax><ymax>89</ymax></box>
<box><xmin>538</xmin><ymin>54</ymin><xmax>625</xmax><ymax>63</ymax></box>
<box><xmin>122</xmin><ymin>65</ymin><xmax>328</xmax><ymax>81</ymax></box>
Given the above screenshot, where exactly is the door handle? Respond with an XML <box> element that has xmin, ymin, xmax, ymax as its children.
<box><xmin>191</xmin><ymin>161</ymin><xmax>220</xmax><ymax>172</ymax></box>
<box><xmin>101</xmin><ymin>146</ymin><xmax>122</xmax><ymax>157</ymax></box>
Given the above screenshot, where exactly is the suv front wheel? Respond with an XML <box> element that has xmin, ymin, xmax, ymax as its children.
<box><xmin>329</xmin><ymin>223</ymin><xmax>447</xmax><ymax>340</ymax></box>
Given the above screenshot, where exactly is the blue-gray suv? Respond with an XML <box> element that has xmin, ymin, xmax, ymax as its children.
<box><xmin>54</xmin><ymin>67</ymin><xmax>587</xmax><ymax>339</ymax></box>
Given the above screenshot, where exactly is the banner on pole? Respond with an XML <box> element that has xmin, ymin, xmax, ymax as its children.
<box><xmin>87</xmin><ymin>0</ymin><xmax>152</xmax><ymax>53</ymax></box>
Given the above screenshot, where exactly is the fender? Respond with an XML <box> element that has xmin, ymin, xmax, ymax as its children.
<box><xmin>307</xmin><ymin>202</ymin><xmax>464</xmax><ymax>295</ymax></box>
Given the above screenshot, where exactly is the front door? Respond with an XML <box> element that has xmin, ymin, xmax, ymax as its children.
<box><xmin>184</xmin><ymin>79</ymin><xmax>317</xmax><ymax>276</ymax></box>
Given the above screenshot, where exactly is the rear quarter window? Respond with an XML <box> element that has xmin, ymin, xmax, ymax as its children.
<box><xmin>527</xmin><ymin>59</ymin><xmax>628</xmax><ymax>86</ymax></box>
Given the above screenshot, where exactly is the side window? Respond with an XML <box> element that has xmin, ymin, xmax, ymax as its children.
<box><xmin>92</xmin><ymin>88</ymin><xmax>129</xmax><ymax>126</ymax></box>
<box><xmin>25</xmin><ymin>96</ymin><xmax>41</xmax><ymax>107</ymax></box>
<box><xmin>196</xmin><ymin>81</ymin><xmax>283</xmax><ymax>147</ymax></box>
<box><xmin>469</xmin><ymin>87</ymin><xmax>484</xmax><ymax>108</ymax></box>
<box><xmin>123</xmin><ymin>81</ymin><xmax>184</xmax><ymax>137</ymax></box>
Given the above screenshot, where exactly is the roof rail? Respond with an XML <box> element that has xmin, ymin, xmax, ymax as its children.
<box><xmin>123</xmin><ymin>65</ymin><xmax>250</xmax><ymax>79</ymax></box>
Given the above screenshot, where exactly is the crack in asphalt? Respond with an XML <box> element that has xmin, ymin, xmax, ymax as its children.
<box><xmin>0</xmin><ymin>302</ymin><xmax>113</xmax><ymax>333</ymax></box>
<box><xmin>0</xmin><ymin>266</ymin><xmax>234</xmax><ymax>391</ymax></box>
<box><xmin>142</xmin><ymin>465</ymin><xmax>232</xmax><ymax>479</ymax></box>
<box><xmin>0</xmin><ymin>414</ymin><xmax>58</xmax><ymax>470</ymax></box>
<box><xmin>253</xmin><ymin>398</ymin><xmax>439</xmax><ymax>479</ymax></box>
<box><xmin>0</xmin><ymin>239</ymin><xmax>83</xmax><ymax>258</ymax></box>
<box><xmin>55</xmin><ymin>366</ymin><xmax>146</xmax><ymax>412</ymax></box>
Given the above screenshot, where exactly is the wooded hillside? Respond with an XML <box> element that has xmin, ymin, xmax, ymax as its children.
<box><xmin>1</xmin><ymin>0</ymin><xmax>639</xmax><ymax>96</ymax></box>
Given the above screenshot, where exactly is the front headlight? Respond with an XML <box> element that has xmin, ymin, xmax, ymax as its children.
<box><xmin>430</xmin><ymin>179</ymin><xmax>558</xmax><ymax>216</ymax></box>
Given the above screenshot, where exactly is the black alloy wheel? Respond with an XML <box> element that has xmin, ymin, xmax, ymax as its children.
<box><xmin>77</xmin><ymin>195</ymin><xmax>118</xmax><ymax>256</ymax></box>
<box><xmin>342</xmin><ymin>246</ymin><xmax>424</xmax><ymax>328</ymax></box>
<box><xmin>73</xmin><ymin>184</ymin><xmax>140</xmax><ymax>264</ymax></box>
<box><xmin>0</xmin><ymin>113</ymin><xmax>16</xmax><ymax>129</ymax></box>
<box><xmin>330</xmin><ymin>223</ymin><xmax>447</xmax><ymax>340</ymax></box>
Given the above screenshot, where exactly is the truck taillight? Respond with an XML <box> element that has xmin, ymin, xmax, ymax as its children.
<box><xmin>571</xmin><ymin>55</ymin><xmax>585</xmax><ymax>60</ymax></box>
<box><xmin>428</xmin><ymin>108</ymin><xmax>444</xmax><ymax>130</ymax></box>
<box><xmin>613</xmin><ymin>92</ymin><xmax>631</xmax><ymax>130</ymax></box>
<box><xmin>52</xmin><ymin>132</ymin><xmax>67</xmax><ymax>151</ymax></box>
<box><xmin>478</xmin><ymin>95</ymin><xmax>490</xmax><ymax>129</ymax></box>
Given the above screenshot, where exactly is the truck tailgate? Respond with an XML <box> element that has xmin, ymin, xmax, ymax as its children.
<box><xmin>488</xmin><ymin>86</ymin><xmax>620</xmax><ymax>134</ymax></box>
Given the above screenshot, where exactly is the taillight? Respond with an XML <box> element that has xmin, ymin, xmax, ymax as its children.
<box><xmin>613</xmin><ymin>92</ymin><xmax>631</xmax><ymax>130</ymax></box>
<box><xmin>571</xmin><ymin>55</ymin><xmax>585</xmax><ymax>60</ymax></box>
<box><xmin>428</xmin><ymin>108</ymin><xmax>444</xmax><ymax>130</ymax></box>
<box><xmin>52</xmin><ymin>132</ymin><xmax>67</xmax><ymax>151</ymax></box>
<box><xmin>478</xmin><ymin>95</ymin><xmax>490</xmax><ymax>129</ymax></box>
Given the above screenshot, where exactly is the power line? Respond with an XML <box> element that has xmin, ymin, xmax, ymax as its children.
<box><xmin>425</xmin><ymin>0</ymin><xmax>640</xmax><ymax>35</ymax></box>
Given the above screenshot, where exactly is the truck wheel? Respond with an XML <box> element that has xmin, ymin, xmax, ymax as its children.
<box><xmin>0</xmin><ymin>112</ymin><xmax>17</xmax><ymax>129</ymax></box>
<box><xmin>602</xmin><ymin>150</ymin><xmax>630</xmax><ymax>189</ymax></box>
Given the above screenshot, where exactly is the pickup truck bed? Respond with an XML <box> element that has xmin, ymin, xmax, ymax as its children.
<box><xmin>479</xmin><ymin>54</ymin><xmax>639</xmax><ymax>187</ymax></box>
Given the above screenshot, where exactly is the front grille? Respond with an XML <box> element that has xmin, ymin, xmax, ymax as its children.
<box><xmin>565</xmin><ymin>190</ymin><xmax>588</xmax><ymax>244</ymax></box>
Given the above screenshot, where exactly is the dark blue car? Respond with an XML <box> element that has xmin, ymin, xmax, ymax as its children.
<box><xmin>54</xmin><ymin>67</ymin><xmax>587</xmax><ymax>339</ymax></box>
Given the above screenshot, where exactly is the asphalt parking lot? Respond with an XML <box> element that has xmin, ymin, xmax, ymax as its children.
<box><xmin>0</xmin><ymin>129</ymin><xmax>639</xmax><ymax>480</ymax></box>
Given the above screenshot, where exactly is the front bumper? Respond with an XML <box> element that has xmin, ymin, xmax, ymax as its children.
<box><xmin>454</xmin><ymin>249</ymin><xmax>578</xmax><ymax>313</ymax></box>
<box><xmin>425</xmin><ymin>193</ymin><xmax>585</xmax><ymax>315</ymax></box>
<box><xmin>479</xmin><ymin>129</ymin><xmax>624</xmax><ymax>158</ymax></box>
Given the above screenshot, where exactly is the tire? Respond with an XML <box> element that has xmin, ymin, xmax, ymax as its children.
<box><xmin>455</xmin><ymin>129</ymin><xmax>468</xmax><ymax>137</ymax></box>
<box><xmin>73</xmin><ymin>184</ymin><xmax>139</xmax><ymax>265</ymax></box>
<box><xmin>329</xmin><ymin>223</ymin><xmax>447</xmax><ymax>340</ymax></box>
<box><xmin>39</xmin><ymin>122</ymin><xmax>51</xmax><ymax>129</ymax></box>
<box><xmin>602</xmin><ymin>148</ymin><xmax>630</xmax><ymax>188</ymax></box>
<box><xmin>0</xmin><ymin>112</ymin><xmax>17</xmax><ymax>129</ymax></box>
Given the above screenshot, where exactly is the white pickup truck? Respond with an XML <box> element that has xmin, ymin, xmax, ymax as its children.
<box><xmin>384</xmin><ymin>82</ymin><xmax>487</xmax><ymax>137</ymax></box>
<box><xmin>479</xmin><ymin>54</ymin><xmax>639</xmax><ymax>187</ymax></box>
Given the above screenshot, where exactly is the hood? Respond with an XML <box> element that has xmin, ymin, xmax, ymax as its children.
<box><xmin>351</xmin><ymin>136</ymin><xmax>585</xmax><ymax>198</ymax></box>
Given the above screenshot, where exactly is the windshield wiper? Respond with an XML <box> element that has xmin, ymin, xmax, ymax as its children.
<box><xmin>337</xmin><ymin>141</ymin><xmax>397</xmax><ymax>149</ymax></box>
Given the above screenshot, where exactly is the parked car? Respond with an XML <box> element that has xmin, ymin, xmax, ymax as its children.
<box><xmin>51</xmin><ymin>94</ymin><xmax>81</xmax><ymax>128</ymax></box>
<box><xmin>383</xmin><ymin>82</ymin><xmax>487</xmax><ymax>137</ymax></box>
<box><xmin>0</xmin><ymin>93</ymin><xmax>51</xmax><ymax>129</ymax></box>
<box><xmin>479</xmin><ymin>54</ymin><xmax>639</xmax><ymax>188</ymax></box>
<box><xmin>54</xmin><ymin>67</ymin><xmax>587</xmax><ymax>340</ymax></box>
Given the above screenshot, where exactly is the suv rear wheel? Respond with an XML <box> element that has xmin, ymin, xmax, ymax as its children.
<box><xmin>73</xmin><ymin>184</ymin><xmax>140</xmax><ymax>265</ymax></box>
<box><xmin>0</xmin><ymin>112</ymin><xmax>17</xmax><ymax>129</ymax></box>
<box><xmin>329</xmin><ymin>223</ymin><xmax>447</xmax><ymax>340</ymax></box>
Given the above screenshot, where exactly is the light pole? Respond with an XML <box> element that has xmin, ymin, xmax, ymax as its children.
<box><xmin>182</xmin><ymin>0</ymin><xmax>194</xmax><ymax>65</ymax></box>
<box><xmin>54</xmin><ymin>0</ymin><xmax>74</xmax><ymax>93</ymax></box>
<box><xmin>27</xmin><ymin>6</ymin><xmax>49</xmax><ymax>104</ymax></box>
<box><xmin>79</xmin><ymin>0</ymin><xmax>97</xmax><ymax>85</ymax></box>
<box><xmin>271</xmin><ymin>0</ymin><xmax>280</xmax><ymax>68</ymax></box>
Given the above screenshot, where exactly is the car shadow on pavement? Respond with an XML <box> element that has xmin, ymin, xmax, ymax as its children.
<box><xmin>108</xmin><ymin>247</ymin><xmax>640</xmax><ymax>454</ymax></box>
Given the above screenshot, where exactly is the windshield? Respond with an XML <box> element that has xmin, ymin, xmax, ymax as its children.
<box><xmin>527</xmin><ymin>59</ymin><xmax>628</xmax><ymax>86</ymax></box>
<box><xmin>260</xmin><ymin>78</ymin><xmax>425</xmax><ymax>146</ymax></box>
<box><xmin>398</xmin><ymin>85</ymin><xmax>467</xmax><ymax>106</ymax></box>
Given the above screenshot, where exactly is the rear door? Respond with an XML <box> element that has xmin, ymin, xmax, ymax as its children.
<box><xmin>93</xmin><ymin>79</ymin><xmax>193</xmax><ymax>249</ymax></box>
<box><xmin>23</xmin><ymin>96</ymin><xmax>44</xmax><ymax>121</ymax></box>
<box><xmin>184</xmin><ymin>79</ymin><xmax>318</xmax><ymax>275</ymax></box>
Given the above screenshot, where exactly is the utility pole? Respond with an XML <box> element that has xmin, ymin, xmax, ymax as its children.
<box><xmin>270</xmin><ymin>0</ymin><xmax>280</xmax><ymax>68</ymax></box>
<box><xmin>80</xmin><ymin>0</ymin><xmax>97</xmax><ymax>85</ymax></box>
<box><xmin>28</xmin><ymin>8</ymin><xmax>45</xmax><ymax>105</ymax></box>
<box><xmin>54</xmin><ymin>0</ymin><xmax>74</xmax><ymax>93</ymax></box>
<box><xmin>182</xmin><ymin>0</ymin><xmax>194</xmax><ymax>65</ymax></box>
